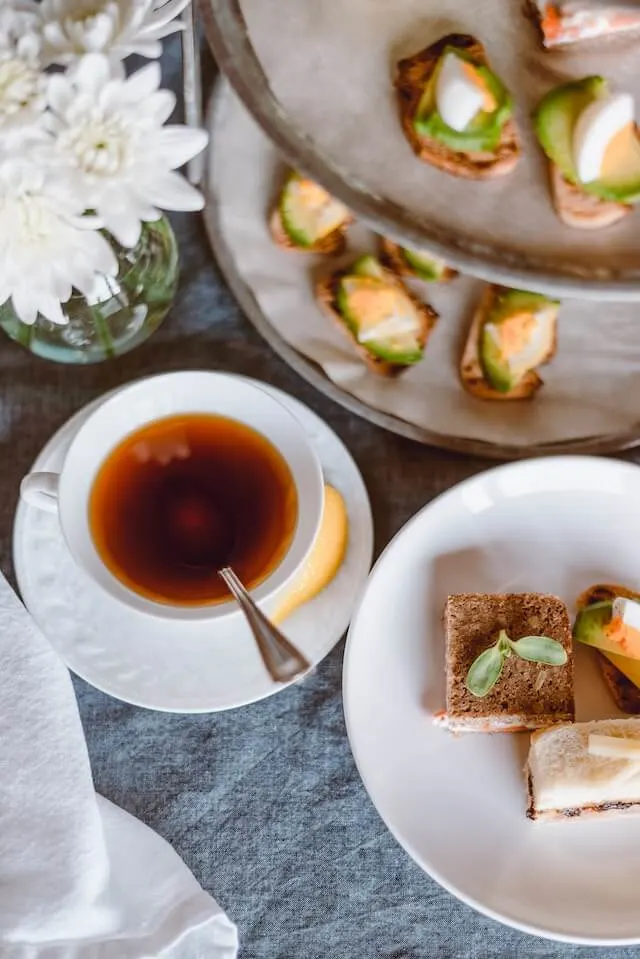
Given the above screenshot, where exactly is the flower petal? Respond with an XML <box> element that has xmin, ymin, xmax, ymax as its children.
<box><xmin>70</xmin><ymin>54</ymin><xmax>114</xmax><ymax>96</ymax></box>
<box><xmin>101</xmin><ymin>208</ymin><xmax>143</xmax><ymax>248</ymax></box>
<box><xmin>47</xmin><ymin>74</ymin><xmax>73</xmax><ymax>115</ymax></box>
<box><xmin>139</xmin><ymin>170</ymin><xmax>205</xmax><ymax>211</ymax></box>
<box><xmin>148</xmin><ymin>0</ymin><xmax>191</xmax><ymax>28</ymax></box>
<box><xmin>140</xmin><ymin>22</ymin><xmax>184</xmax><ymax>41</ymax></box>
<box><xmin>123</xmin><ymin>61</ymin><xmax>161</xmax><ymax>102</ymax></box>
<box><xmin>155</xmin><ymin>126</ymin><xmax>208</xmax><ymax>169</ymax></box>
<box><xmin>11</xmin><ymin>287</ymin><xmax>39</xmax><ymax>325</ymax></box>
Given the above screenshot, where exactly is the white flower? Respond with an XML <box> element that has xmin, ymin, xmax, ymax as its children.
<box><xmin>47</xmin><ymin>54</ymin><xmax>207</xmax><ymax>247</ymax></box>
<box><xmin>0</xmin><ymin>153</ymin><xmax>118</xmax><ymax>325</ymax></box>
<box><xmin>39</xmin><ymin>0</ymin><xmax>190</xmax><ymax>65</ymax></box>
<box><xmin>0</xmin><ymin>3</ymin><xmax>48</xmax><ymax>138</ymax></box>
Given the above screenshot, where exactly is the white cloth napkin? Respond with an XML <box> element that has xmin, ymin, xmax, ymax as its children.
<box><xmin>0</xmin><ymin>571</ymin><xmax>238</xmax><ymax>959</ymax></box>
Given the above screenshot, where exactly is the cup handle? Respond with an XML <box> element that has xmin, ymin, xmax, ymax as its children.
<box><xmin>20</xmin><ymin>472</ymin><xmax>60</xmax><ymax>514</ymax></box>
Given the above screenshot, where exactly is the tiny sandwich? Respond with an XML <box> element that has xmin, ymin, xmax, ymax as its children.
<box><xmin>460</xmin><ymin>285</ymin><xmax>559</xmax><ymax>400</ymax></box>
<box><xmin>527</xmin><ymin>718</ymin><xmax>640</xmax><ymax>821</ymax></box>
<box><xmin>529</xmin><ymin>1</ymin><xmax>640</xmax><ymax>48</ymax></box>
<box><xmin>574</xmin><ymin>583</ymin><xmax>640</xmax><ymax>714</ymax></box>
<box><xmin>316</xmin><ymin>254</ymin><xmax>438</xmax><ymax>377</ymax></box>
<box><xmin>270</xmin><ymin>172</ymin><xmax>352</xmax><ymax>254</ymax></box>
<box><xmin>379</xmin><ymin>237</ymin><xmax>457</xmax><ymax>283</ymax></box>
<box><xmin>533</xmin><ymin>77</ymin><xmax>640</xmax><ymax>229</ymax></box>
<box><xmin>440</xmin><ymin>593</ymin><xmax>574</xmax><ymax>733</ymax></box>
<box><xmin>395</xmin><ymin>33</ymin><xmax>520</xmax><ymax>179</ymax></box>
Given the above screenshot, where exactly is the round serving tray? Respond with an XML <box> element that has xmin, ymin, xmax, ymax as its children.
<box><xmin>199</xmin><ymin>0</ymin><xmax>640</xmax><ymax>301</ymax></box>
<box><xmin>203</xmin><ymin>80</ymin><xmax>640</xmax><ymax>460</ymax></box>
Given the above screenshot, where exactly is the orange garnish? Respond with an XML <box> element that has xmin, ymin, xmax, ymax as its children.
<box><xmin>541</xmin><ymin>3</ymin><xmax>561</xmax><ymax>41</ymax></box>
<box><xmin>461</xmin><ymin>62</ymin><xmax>497</xmax><ymax>113</ymax></box>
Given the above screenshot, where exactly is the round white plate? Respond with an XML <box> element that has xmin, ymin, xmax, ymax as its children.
<box><xmin>14</xmin><ymin>378</ymin><xmax>373</xmax><ymax>712</ymax></box>
<box><xmin>344</xmin><ymin>456</ymin><xmax>640</xmax><ymax>945</ymax></box>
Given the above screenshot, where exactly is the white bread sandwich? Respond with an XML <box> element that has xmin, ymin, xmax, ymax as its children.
<box><xmin>529</xmin><ymin>1</ymin><xmax>640</xmax><ymax>48</ymax></box>
<box><xmin>527</xmin><ymin>718</ymin><xmax>640</xmax><ymax>821</ymax></box>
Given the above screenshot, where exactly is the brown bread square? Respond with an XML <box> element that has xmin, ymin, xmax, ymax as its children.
<box><xmin>444</xmin><ymin>593</ymin><xmax>574</xmax><ymax>732</ymax></box>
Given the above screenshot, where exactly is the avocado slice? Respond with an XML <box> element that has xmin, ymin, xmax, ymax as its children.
<box><xmin>402</xmin><ymin>247</ymin><xmax>449</xmax><ymax>281</ymax></box>
<box><xmin>533</xmin><ymin>76</ymin><xmax>640</xmax><ymax>204</ymax></box>
<box><xmin>279</xmin><ymin>173</ymin><xmax>349</xmax><ymax>247</ymax></box>
<box><xmin>335</xmin><ymin>264</ymin><xmax>424</xmax><ymax>365</ymax></box>
<box><xmin>479</xmin><ymin>289</ymin><xmax>559</xmax><ymax>393</ymax></box>
<box><xmin>414</xmin><ymin>47</ymin><xmax>512</xmax><ymax>153</ymax></box>
<box><xmin>574</xmin><ymin>601</ymin><xmax>614</xmax><ymax>649</ymax></box>
<box><xmin>351</xmin><ymin>255</ymin><xmax>386</xmax><ymax>280</ymax></box>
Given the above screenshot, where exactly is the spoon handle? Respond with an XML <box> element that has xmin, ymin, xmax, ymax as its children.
<box><xmin>219</xmin><ymin>567</ymin><xmax>311</xmax><ymax>684</ymax></box>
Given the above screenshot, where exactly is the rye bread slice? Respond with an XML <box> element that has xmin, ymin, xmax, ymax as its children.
<box><xmin>443</xmin><ymin>593</ymin><xmax>574</xmax><ymax>733</ymax></box>
<box><xmin>395</xmin><ymin>34</ymin><xmax>520</xmax><ymax>180</ymax></box>
<box><xmin>315</xmin><ymin>263</ymin><xmax>438</xmax><ymax>378</ymax></box>
<box><xmin>459</xmin><ymin>285</ymin><xmax>556</xmax><ymax>401</ymax></box>
<box><xmin>269</xmin><ymin>204</ymin><xmax>352</xmax><ymax>255</ymax></box>
<box><xmin>549</xmin><ymin>163</ymin><xmax>631</xmax><ymax>230</ymax></box>
<box><xmin>576</xmin><ymin>583</ymin><xmax>640</xmax><ymax>714</ymax></box>
<box><xmin>379</xmin><ymin>237</ymin><xmax>458</xmax><ymax>282</ymax></box>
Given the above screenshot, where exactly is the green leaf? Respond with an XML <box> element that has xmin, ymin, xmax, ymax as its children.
<box><xmin>496</xmin><ymin>629</ymin><xmax>512</xmax><ymax>657</ymax></box>
<box><xmin>465</xmin><ymin>645</ymin><xmax>505</xmax><ymax>698</ymax></box>
<box><xmin>508</xmin><ymin>635</ymin><xmax>568</xmax><ymax>666</ymax></box>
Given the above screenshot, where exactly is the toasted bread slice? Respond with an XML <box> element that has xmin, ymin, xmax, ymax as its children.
<box><xmin>395</xmin><ymin>34</ymin><xmax>520</xmax><ymax>180</ymax></box>
<box><xmin>549</xmin><ymin>163</ymin><xmax>631</xmax><ymax>230</ymax></box>
<box><xmin>379</xmin><ymin>237</ymin><xmax>458</xmax><ymax>282</ymax></box>
<box><xmin>459</xmin><ymin>285</ymin><xmax>556</xmax><ymax>401</ymax></box>
<box><xmin>315</xmin><ymin>264</ymin><xmax>438</xmax><ymax>378</ymax></box>
<box><xmin>576</xmin><ymin>583</ymin><xmax>640</xmax><ymax>713</ymax></box>
<box><xmin>269</xmin><ymin>205</ymin><xmax>351</xmax><ymax>256</ymax></box>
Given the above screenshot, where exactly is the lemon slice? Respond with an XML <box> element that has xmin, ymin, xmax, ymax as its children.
<box><xmin>271</xmin><ymin>485</ymin><xmax>348</xmax><ymax>625</ymax></box>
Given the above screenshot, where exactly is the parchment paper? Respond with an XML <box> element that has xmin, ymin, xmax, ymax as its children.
<box><xmin>237</xmin><ymin>0</ymin><xmax>640</xmax><ymax>278</ymax></box>
<box><xmin>209</xmin><ymin>84</ymin><xmax>640</xmax><ymax>448</ymax></box>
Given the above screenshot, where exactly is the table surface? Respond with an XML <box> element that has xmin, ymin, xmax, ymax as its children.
<box><xmin>6</xmin><ymin>39</ymin><xmax>640</xmax><ymax>959</ymax></box>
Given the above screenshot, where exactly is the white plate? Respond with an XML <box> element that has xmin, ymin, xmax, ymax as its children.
<box><xmin>343</xmin><ymin>456</ymin><xmax>640</xmax><ymax>945</ymax></box>
<box><xmin>14</xmin><ymin>378</ymin><xmax>373</xmax><ymax>712</ymax></box>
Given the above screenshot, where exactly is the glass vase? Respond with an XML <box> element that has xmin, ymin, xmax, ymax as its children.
<box><xmin>0</xmin><ymin>216</ymin><xmax>179</xmax><ymax>364</ymax></box>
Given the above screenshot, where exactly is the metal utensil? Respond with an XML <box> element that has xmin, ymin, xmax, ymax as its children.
<box><xmin>182</xmin><ymin>0</ymin><xmax>205</xmax><ymax>186</ymax></box>
<box><xmin>219</xmin><ymin>567</ymin><xmax>311</xmax><ymax>684</ymax></box>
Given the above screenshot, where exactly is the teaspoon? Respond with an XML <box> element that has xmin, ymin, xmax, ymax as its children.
<box><xmin>219</xmin><ymin>567</ymin><xmax>311</xmax><ymax>684</ymax></box>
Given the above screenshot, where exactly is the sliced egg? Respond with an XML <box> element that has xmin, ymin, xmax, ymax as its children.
<box><xmin>485</xmin><ymin>307</ymin><xmax>555</xmax><ymax>376</ymax></box>
<box><xmin>435</xmin><ymin>53</ymin><xmax>494</xmax><ymax>132</ymax></box>
<box><xmin>292</xmin><ymin>178</ymin><xmax>349</xmax><ymax>237</ymax></box>
<box><xmin>613</xmin><ymin>597</ymin><xmax>640</xmax><ymax>632</ymax></box>
<box><xmin>357</xmin><ymin>312</ymin><xmax>419</xmax><ymax>343</ymax></box>
<box><xmin>573</xmin><ymin>92</ymin><xmax>635</xmax><ymax>183</ymax></box>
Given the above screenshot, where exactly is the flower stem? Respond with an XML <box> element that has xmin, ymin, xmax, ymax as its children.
<box><xmin>89</xmin><ymin>305</ymin><xmax>116</xmax><ymax>360</ymax></box>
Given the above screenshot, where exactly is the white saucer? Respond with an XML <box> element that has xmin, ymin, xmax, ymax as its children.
<box><xmin>14</xmin><ymin>378</ymin><xmax>373</xmax><ymax>712</ymax></box>
<box><xmin>344</xmin><ymin>456</ymin><xmax>640</xmax><ymax>945</ymax></box>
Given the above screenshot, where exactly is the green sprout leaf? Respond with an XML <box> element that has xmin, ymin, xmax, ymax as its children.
<box><xmin>465</xmin><ymin>644</ymin><xmax>505</xmax><ymax>698</ymax></box>
<box><xmin>496</xmin><ymin>629</ymin><xmax>512</xmax><ymax>657</ymax></box>
<box><xmin>508</xmin><ymin>635</ymin><xmax>568</xmax><ymax>665</ymax></box>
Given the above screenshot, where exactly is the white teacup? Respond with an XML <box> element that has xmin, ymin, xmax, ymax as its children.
<box><xmin>20</xmin><ymin>371</ymin><xmax>324</xmax><ymax>622</ymax></box>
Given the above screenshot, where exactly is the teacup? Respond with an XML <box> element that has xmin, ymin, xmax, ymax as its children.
<box><xmin>20</xmin><ymin>371</ymin><xmax>324</xmax><ymax>622</ymax></box>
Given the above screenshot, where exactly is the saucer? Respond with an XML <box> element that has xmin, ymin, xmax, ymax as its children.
<box><xmin>344</xmin><ymin>456</ymin><xmax>640</xmax><ymax>944</ymax></box>
<box><xmin>14</xmin><ymin>378</ymin><xmax>373</xmax><ymax>712</ymax></box>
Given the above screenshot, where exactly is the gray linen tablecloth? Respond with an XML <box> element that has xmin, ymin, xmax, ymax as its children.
<box><xmin>3</xmin><ymin>40</ymin><xmax>640</xmax><ymax>959</ymax></box>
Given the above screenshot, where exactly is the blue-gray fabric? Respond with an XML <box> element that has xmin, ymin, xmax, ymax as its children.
<box><xmin>3</xmin><ymin>38</ymin><xmax>639</xmax><ymax>959</ymax></box>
